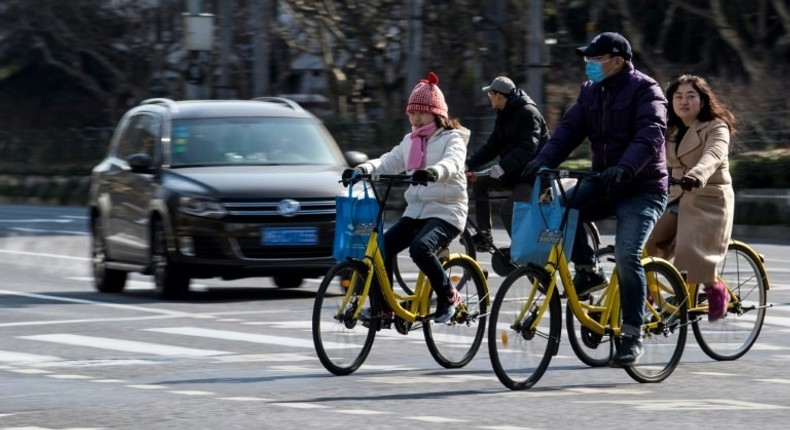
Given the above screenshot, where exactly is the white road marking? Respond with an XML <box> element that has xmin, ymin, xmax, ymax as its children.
<box><xmin>270</xmin><ymin>402</ymin><xmax>328</xmax><ymax>409</ymax></box>
<box><xmin>19</xmin><ymin>334</ymin><xmax>229</xmax><ymax>357</ymax></box>
<box><xmin>575</xmin><ymin>399</ymin><xmax>789</xmax><ymax>410</ymax></box>
<box><xmin>212</xmin><ymin>353</ymin><xmax>316</xmax><ymax>363</ymax></box>
<box><xmin>167</xmin><ymin>390</ymin><xmax>214</xmax><ymax>396</ymax></box>
<box><xmin>406</xmin><ymin>416</ymin><xmax>466</xmax><ymax>423</ymax></box>
<box><xmin>0</xmin><ymin>248</ymin><xmax>88</xmax><ymax>260</ymax></box>
<box><xmin>0</xmin><ymin>350</ymin><xmax>61</xmax><ymax>363</ymax></box>
<box><xmin>218</xmin><ymin>397</ymin><xmax>272</xmax><ymax>402</ymax></box>
<box><xmin>145</xmin><ymin>327</ymin><xmax>317</xmax><ymax>349</ymax></box>
<box><xmin>754</xmin><ymin>378</ymin><xmax>790</xmax><ymax>384</ymax></box>
<box><xmin>0</xmin><ymin>290</ymin><xmax>215</xmax><ymax>319</ymax></box>
<box><xmin>45</xmin><ymin>374</ymin><xmax>92</xmax><ymax>380</ymax></box>
<box><xmin>126</xmin><ymin>384</ymin><xmax>166</xmax><ymax>390</ymax></box>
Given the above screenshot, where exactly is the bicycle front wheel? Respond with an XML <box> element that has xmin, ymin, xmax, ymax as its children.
<box><xmin>424</xmin><ymin>256</ymin><xmax>488</xmax><ymax>368</ymax></box>
<box><xmin>487</xmin><ymin>265</ymin><xmax>561</xmax><ymax>390</ymax></box>
<box><xmin>624</xmin><ymin>258</ymin><xmax>688</xmax><ymax>383</ymax></box>
<box><xmin>312</xmin><ymin>261</ymin><xmax>377</xmax><ymax>375</ymax></box>
<box><xmin>692</xmin><ymin>241</ymin><xmax>768</xmax><ymax>361</ymax></box>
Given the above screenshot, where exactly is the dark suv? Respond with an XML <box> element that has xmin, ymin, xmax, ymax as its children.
<box><xmin>88</xmin><ymin>97</ymin><xmax>366</xmax><ymax>299</ymax></box>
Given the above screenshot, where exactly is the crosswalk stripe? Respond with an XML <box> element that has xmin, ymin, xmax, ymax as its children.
<box><xmin>19</xmin><ymin>334</ymin><xmax>229</xmax><ymax>357</ymax></box>
<box><xmin>0</xmin><ymin>350</ymin><xmax>61</xmax><ymax>364</ymax></box>
<box><xmin>145</xmin><ymin>327</ymin><xmax>317</xmax><ymax>348</ymax></box>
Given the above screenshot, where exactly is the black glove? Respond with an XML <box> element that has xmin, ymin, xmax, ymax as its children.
<box><xmin>520</xmin><ymin>160</ymin><xmax>544</xmax><ymax>182</ymax></box>
<box><xmin>679</xmin><ymin>175</ymin><xmax>700</xmax><ymax>191</ymax></box>
<box><xmin>600</xmin><ymin>166</ymin><xmax>631</xmax><ymax>186</ymax></box>
<box><xmin>341</xmin><ymin>168</ymin><xmax>358</xmax><ymax>187</ymax></box>
<box><xmin>412</xmin><ymin>169</ymin><xmax>436</xmax><ymax>186</ymax></box>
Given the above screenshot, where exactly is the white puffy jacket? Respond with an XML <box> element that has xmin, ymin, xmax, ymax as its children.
<box><xmin>358</xmin><ymin>127</ymin><xmax>469</xmax><ymax>231</ymax></box>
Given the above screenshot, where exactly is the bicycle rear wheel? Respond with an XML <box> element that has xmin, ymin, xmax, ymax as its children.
<box><xmin>566</xmin><ymin>246</ymin><xmax>615</xmax><ymax>367</ymax></box>
<box><xmin>487</xmin><ymin>265</ymin><xmax>561</xmax><ymax>390</ymax></box>
<box><xmin>692</xmin><ymin>241</ymin><xmax>767</xmax><ymax>361</ymax></box>
<box><xmin>312</xmin><ymin>261</ymin><xmax>377</xmax><ymax>375</ymax></box>
<box><xmin>424</xmin><ymin>257</ymin><xmax>488</xmax><ymax>368</ymax></box>
<box><xmin>393</xmin><ymin>228</ymin><xmax>476</xmax><ymax>295</ymax></box>
<box><xmin>624</xmin><ymin>258</ymin><xmax>688</xmax><ymax>383</ymax></box>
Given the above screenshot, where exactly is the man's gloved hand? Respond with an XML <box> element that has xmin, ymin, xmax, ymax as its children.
<box><xmin>679</xmin><ymin>175</ymin><xmax>700</xmax><ymax>191</ymax></box>
<box><xmin>600</xmin><ymin>166</ymin><xmax>631</xmax><ymax>186</ymax></box>
<box><xmin>520</xmin><ymin>160</ymin><xmax>544</xmax><ymax>182</ymax></box>
<box><xmin>341</xmin><ymin>168</ymin><xmax>359</xmax><ymax>187</ymax></box>
<box><xmin>412</xmin><ymin>168</ymin><xmax>437</xmax><ymax>186</ymax></box>
<box><xmin>490</xmin><ymin>164</ymin><xmax>505</xmax><ymax>179</ymax></box>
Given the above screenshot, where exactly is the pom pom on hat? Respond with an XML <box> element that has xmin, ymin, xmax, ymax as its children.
<box><xmin>406</xmin><ymin>71</ymin><xmax>448</xmax><ymax>118</ymax></box>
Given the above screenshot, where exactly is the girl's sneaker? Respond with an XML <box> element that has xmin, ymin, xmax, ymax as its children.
<box><xmin>434</xmin><ymin>288</ymin><xmax>461</xmax><ymax>323</ymax></box>
<box><xmin>705</xmin><ymin>281</ymin><xmax>730</xmax><ymax>322</ymax></box>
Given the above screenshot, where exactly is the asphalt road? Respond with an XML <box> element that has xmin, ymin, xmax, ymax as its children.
<box><xmin>1</xmin><ymin>204</ymin><xmax>789</xmax><ymax>430</ymax></box>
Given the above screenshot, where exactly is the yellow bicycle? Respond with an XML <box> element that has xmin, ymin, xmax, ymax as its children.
<box><xmin>571</xmin><ymin>238</ymin><xmax>770</xmax><ymax>365</ymax></box>
<box><xmin>312</xmin><ymin>173</ymin><xmax>490</xmax><ymax>375</ymax></box>
<box><xmin>487</xmin><ymin>169</ymin><xmax>689</xmax><ymax>390</ymax></box>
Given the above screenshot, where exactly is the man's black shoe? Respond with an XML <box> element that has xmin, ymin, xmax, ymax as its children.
<box><xmin>611</xmin><ymin>335</ymin><xmax>644</xmax><ymax>367</ymax></box>
<box><xmin>573</xmin><ymin>267</ymin><xmax>608</xmax><ymax>298</ymax></box>
<box><xmin>470</xmin><ymin>231</ymin><xmax>494</xmax><ymax>252</ymax></box>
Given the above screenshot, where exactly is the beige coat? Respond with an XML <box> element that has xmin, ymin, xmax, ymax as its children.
<box><xmin>646</xmin><ymin>118</ymin><xmax>734</xmax><ymax>284</ymax></box>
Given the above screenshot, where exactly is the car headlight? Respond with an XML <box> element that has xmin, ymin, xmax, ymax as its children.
<box><xmin>178</xmin><ymin>196</ymin><xmax>227</xmax><ymax>218</ymax></box>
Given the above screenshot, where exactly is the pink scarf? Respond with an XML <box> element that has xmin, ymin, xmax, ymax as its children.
<box><xmin>407</xmin><ymin>122</ymin><xmax>437</xmax><ymax>171</ymax></box>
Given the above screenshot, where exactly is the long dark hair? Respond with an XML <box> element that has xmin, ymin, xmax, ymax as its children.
<box><xmin>436</xmin><ymin>116</ymin><xmax>463</xmax><ymax>130</ymax></box>
<box><xmin>665</xmin><ymin>74</ymin><xmax>737</xmax><ymax>136</ymax></box>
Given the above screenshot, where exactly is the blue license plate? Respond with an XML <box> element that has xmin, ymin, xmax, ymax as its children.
<box><xmin>261</xmin><ymin>227</ymin><xmax>318</xmax><ymax>246</ymax></box>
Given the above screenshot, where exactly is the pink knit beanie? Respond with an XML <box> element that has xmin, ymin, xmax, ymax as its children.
<box><xmin>406</xmin><ymin>72</ymin><xmax>448</xmax><ymax>118</ymax></box>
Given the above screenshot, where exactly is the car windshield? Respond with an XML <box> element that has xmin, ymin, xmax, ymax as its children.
<box><xmin>169</xmin><ymin>117</ymin><xmax>341</xmax><ymax>167</ymax></box>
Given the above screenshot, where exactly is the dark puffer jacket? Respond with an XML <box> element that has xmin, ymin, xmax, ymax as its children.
<box><xmin>534</xmin><ymin>63</ymin><xmax>669</xmax><ymax>197</ymax></box>
<box><xmin>467</xmin><ymin>89</ymin><xmax>549</xmax><ymax>186</ymax></box>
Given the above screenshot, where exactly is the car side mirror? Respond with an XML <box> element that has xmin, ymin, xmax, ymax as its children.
<box><xmin>344</xmin><ymin>150</ymin><xmax>368</xmax><ymax>166</ymax></box>
<box><xmin>127</xmin><ymin>153</ymin><xmax>154</xmax><ymax>173</ymax></box>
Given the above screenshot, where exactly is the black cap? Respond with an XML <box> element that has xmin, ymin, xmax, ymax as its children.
<box><xmin>575</xmin><ymin>32</ymin><xmax>632</xmax><ymax>61</ymax></box>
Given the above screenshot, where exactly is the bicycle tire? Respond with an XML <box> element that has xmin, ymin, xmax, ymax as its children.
<box><xmin>312</xmin><ymin>261</ymin><xmax>377</xmax><ymax>375</ymax></box>
<box><xmin>582</xmin><ymin>221</ymin><xmax>602</xmax><ymax>251</ymax></box>
<box><xmin>424</xmin><ymin>256</ymin><xmax>488</xmax><ymax>368</ymax></box>
<box><xmin>692</xmin><ymin>240</ymin><xmax>768</xmax><ymax>361</ymax></box>
<box><xmin>393</xmin><ymin>227</ymin><xmax>476</xmax><ymax>295</ymax></box>
<box><xmin>623</xmin><ymin>258</ymin><xmax>688</xmax><ymax>383</ymax></box>
<box><xmin>565</xmin><ymin>246</ymin><xmax>615</xmax><ymax>367</ymax></box>
<box><xmin>487</xmin><ymin>265</ymin><xmax>561</xmax><ymax>390</ymax></box>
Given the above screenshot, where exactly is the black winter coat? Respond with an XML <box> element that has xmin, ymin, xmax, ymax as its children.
<box><xmin>467</xmin><ymin>89</ymin><xmax>549</xmax><ymax>186</ymax></box>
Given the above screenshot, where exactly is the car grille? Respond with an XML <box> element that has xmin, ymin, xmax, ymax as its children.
<box><xmin>218</xmin><ymin>198</ymin><xmax>336</xmax><ymax>259</ymax></box>
<box><xmin>222</xmin><ymin>198</ymin><xmax>336</xmax><ymax>223</ymax></box>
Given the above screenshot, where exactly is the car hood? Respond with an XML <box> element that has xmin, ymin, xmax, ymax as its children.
<box><xmin>166</xmin><ymin>165</ymin><xmax>347</xmax><ymax>199</ymax></box>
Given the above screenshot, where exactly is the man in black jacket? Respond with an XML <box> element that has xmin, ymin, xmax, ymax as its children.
<box><xmin>466</xmin><ymin>76</ymin><xmax>549</xmax><ymax>250</ymax></box>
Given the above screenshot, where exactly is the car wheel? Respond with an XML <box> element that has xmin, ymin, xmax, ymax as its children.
<box><xmin>152</xmin><ymin>221</ymin><xmax>190</xmax><ymax>300</ymax></box>
<box><xmin>92</xmin><ymin>218</ymin><xmax>127</xmax><ymax>293</ymax></box>
<box><xmin>274</xmin><ymin>275</ymin><xmax>303</xmax><ymax>289</ymax></box>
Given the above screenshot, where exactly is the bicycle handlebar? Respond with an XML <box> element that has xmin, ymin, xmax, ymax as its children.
<box><xmin>536</xmin><ymin>168</ymin><xmax>600</xmax><ymax>180</ymax></box>
<box><xmin>341</xmin><ymin>172</ymin><xmax>436</xmax><ymax>187</ymax></box>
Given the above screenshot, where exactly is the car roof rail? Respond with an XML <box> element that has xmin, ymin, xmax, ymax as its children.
<box><xmin>252</xmin><ymin>96</ymin><xmax>304</xmax><ymax>111</ymax></box>
<box><xmin>140</xmin><ymin>98</ymin><xmax>180</xmax><ymax>113</ymax></box>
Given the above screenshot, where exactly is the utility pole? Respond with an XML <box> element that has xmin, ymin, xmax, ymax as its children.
<box><xmin>252</xmin><ymin>0</ymin><xmax>271</xmax><ymax>97</ymax></box>
<box><xmin>526</xmin><ymin>0</ymin><xmax>544</xmax><ymax>112</ymax></box>
<box><xmin>183</xmin><ymin>0</ymin><xmax>214</xmax><ymax>100</ymax></box>
<box><xmin>217</xmin><ymin>0</ymin><xmax>235</xmax><ymax>99</ymax></box>
<box><xmin>406</xmin><ymin>0</ymin><xmax>423</xmax><ymax>93</ymax></box>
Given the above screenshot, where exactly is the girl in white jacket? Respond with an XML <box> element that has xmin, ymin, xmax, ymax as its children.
<box><xmin>351</xmin><ymin>72</ymin><xmax>470</xmax><ymax>323</ymax></box>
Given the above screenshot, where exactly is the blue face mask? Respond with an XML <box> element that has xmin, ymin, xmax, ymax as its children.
<box><xmin>585</xmin><ymin>62</ymin><xmax>606</xmax><ymax>83</ymax></box>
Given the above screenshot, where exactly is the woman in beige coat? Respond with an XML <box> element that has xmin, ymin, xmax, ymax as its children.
<box><xmin>646</xmin><ymin>74</ymin><xmax>737</xmax><ymax>321</ymax></box>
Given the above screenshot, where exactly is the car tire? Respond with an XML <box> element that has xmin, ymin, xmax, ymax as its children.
<box><xmin>274</xmin><ymin>275</ymin><xmax>303</xmax><ymax>289</ymax></box>
<box><xmin>152</xmin><ymin>221</ymin><xmax>190</xmax><ymax>300</ymax></box>
<box><xmin>92</xmin><ymin>218</ymin><xmax>127</xmax><ymax>293</ymax></box>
